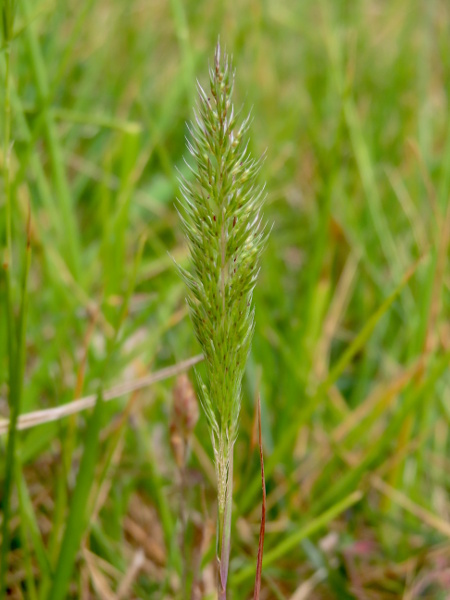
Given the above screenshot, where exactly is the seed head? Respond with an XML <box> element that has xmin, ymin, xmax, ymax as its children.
<box><xmin>176</xmin><ymin>40</ymin><xmax>268</xmax><ymax>474</ymax></box>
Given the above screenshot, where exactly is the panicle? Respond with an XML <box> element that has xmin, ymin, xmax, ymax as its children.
<box><xmin>177</xmin><ymin>40</ymin><xmax>267</xmax><ymax>449</ymax></box>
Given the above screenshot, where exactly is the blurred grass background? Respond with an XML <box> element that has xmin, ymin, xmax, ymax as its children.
<box><xmin>0</xmin><ymin>0</ymin><xmax>449</xmax><ymax>598</ymax></box>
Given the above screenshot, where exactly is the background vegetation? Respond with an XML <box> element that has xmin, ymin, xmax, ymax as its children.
<box><xmin>0</xmin><ymin>0</ymin><xmax>449</xmax><ymax>598</ymax></box>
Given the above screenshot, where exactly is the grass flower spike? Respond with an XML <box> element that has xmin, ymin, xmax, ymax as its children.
<box><xmin>176</xmin><ymin>41</ymin><xmax>268</xmax><ymax>598</ymax></box>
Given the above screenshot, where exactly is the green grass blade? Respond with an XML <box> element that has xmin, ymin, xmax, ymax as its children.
<box><xmin>20</xmin><ymin>0</ymin><xmax>81</xmax><ymax>279</ymax></box>
<box><xmin>46</xmin><ymin>391</ymin><xmax>105</xmax><ymax>600</ymax></box>
<box><xmin>0</xmin><ymin>216</ymin><xmax>31</xmax><ymax>598</ymax></box>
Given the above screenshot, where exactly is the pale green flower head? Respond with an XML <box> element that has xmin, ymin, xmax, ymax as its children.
<box><xmin>176</xmin><ymin>42</ymin><xmax>268</xmax><ymax>501</ymax></box>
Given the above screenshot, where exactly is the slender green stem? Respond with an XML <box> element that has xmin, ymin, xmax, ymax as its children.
<box><xmin>15</xmin><ymin>461</ymin><xmax>38</xmax><ymax>600</ymax></box>
<box><xmin>217</xmin><ymin>449</ymin><xmax>233</xmax><ymax>600</ymax></box>
<box><xmin>3</xmin><ymin>42</ymin><xmax>11</xmax><ymax>268</ymax></box>
<box><xmin>0</xmin><ymin>221</ymin><xmax>31</xmax><ymax>598</ymax></box>
<box><xmin>0</xmin><ymin>16</ymin><xmax>14</xmax><ymax>596</ymax></box>
<box><xmin>0</xmin><ymin>274</ymin><xmax>15</xmax><ymax>599</ymax></box>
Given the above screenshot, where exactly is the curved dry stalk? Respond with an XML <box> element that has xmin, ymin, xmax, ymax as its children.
<box><xmin>0</xmin><ymin>354</ymin><xmax>203</xmax><ymax>435</ymax></box>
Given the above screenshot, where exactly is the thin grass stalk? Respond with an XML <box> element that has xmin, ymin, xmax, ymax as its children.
<box><xmin>0</xmin><ymin>353</ymin><xmax>203</xmax><ymax>435</ymax></box>
<box><xmin>0</xmin><ymin>273</ymin><xmax>16</xmax><ymax>599</ymax></box>
<box><xmin>253</xmin><ymin>394</ymin><xmax>266</xmax><ymax>600</ymax></box>
<box><xmin>217</xmin><ymin>451</ymin><xmax>233</xmax><ymax>599</ymax></box>
<box><xmin>1</xmin><ymin>0</ymin><xmax>13</xmax><ymax>265</ymax></box>
<box><xmin>0</xmin><ymin>2</ymin><xmax>17</xmax><ymax>595</ymax></box>
<box><xmin>3</xmin><ymin>39</ymin><xmax>11</xmax><ymax>265</ymax></box>
<box><xmin>177</xmin><ymin>41</ymin><xmax>268</xmax><ymax>598</ymax></box>
<box><xmin>15</xmin><ymin>458</ymin><xmax>39</xmax><ymax>600</ymax></box>
<box><xmin>0</xmin><ymin>212</ymin><xmax>31</xmax><ymax>598</ymax></box>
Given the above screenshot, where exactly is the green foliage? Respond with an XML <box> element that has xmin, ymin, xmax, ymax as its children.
<box><xmin>0</xmin><ymin>1</ymin><xmax>449</xmax><ymax>598</ymax></box>
<box><xmin>1</xmin><ymin>0</ymin><xmax>15</xmax><ymax>44</ymax></box>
